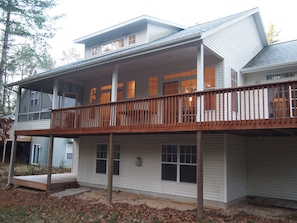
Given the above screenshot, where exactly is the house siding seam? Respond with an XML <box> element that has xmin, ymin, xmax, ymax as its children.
<box><xmin>78</xmin><ymin>133</ymin><xmax>225</xmax><ymax>203</ymax></box>
<box><xmin>247</xmin><ymin>137</ymin><xmax>297</xmax><ymax>201</ymax></box>
<box><xmin>203</xmin><ymin>15</ymin><xmax>263</xmax><ymax>88</ymax></box>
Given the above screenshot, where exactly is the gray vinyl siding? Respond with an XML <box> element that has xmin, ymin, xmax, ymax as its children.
<box><xmin>52</xmin><ymin>138</ymin><xmax>72</xmax><ymax>168</ymax></box>
<box><xmin>226</xmin><ymin>134</ymin><xmax>247</xmax><ymax>202</ymax></box>
<box><xmin>247</xmin><ymin>137</ymin><xmax>297</xmax><ymax>201</ymax></box>
<box><xmin>147</xmin><ymin>22</ymin><xmax>181</xmax><ymax>42</ymax></box>
<box><xmin>16</xmin><ymin>120</ymin><xmax>50</xmax><ymax>130</ymax></box>
<box><xmin>203</xmin><ymin>15</ymin><xmax>263</xmax><ymax>88</ymax></box>
<box><xmin>78</xmin><ymin>133</ymin><xmax>226</xmax><ymax>202</ymax></box>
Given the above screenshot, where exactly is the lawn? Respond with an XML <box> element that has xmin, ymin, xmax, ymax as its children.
<box><xmin>0</xmin><ymin>163</ymin><xmax>296</xmax><ymax>222</ymax></box>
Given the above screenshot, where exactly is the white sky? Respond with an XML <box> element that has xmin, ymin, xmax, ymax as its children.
<box><xmin>49</xmin><ymin>0</ymin><xmax>297</xmax><ymax>60</ymax></box>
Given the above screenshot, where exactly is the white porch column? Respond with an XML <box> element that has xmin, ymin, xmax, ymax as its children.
<box><xmin>110</xmin><ymin>65</ymin><xmax>118</xmax><ymax>126</ymax></box>
<box><xmin>197</xmin><ymin>43</ymin><xmax>205</xmax><ymax>122</ymax></box>
<box><xmin>111</xmin><ymin>65</ymin><xmax>118</xmax><ymax>102</ymax></box>
<box><xmin>52</xmin><ymin>79</ymin><xmax>59</xmax><ymax>109</ymax></box>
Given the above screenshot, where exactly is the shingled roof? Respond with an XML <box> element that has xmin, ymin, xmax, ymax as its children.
<box><xmin>6</xmin><ymin>8</ymin><xmax>263</xmax><ymax>87</ymax></box>
<box><xmin>242</xmin><ymin>40</ymin><xmax>297</xmax><ymax>73</ymax></box>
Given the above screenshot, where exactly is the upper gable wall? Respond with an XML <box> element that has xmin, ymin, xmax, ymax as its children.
<box><xmin>83</xmin><ymin>21</ymin><xmax>183</xmax><ymax>59</ymax></box>
<box><xmin>203</xmin><ymin>15</ymin><xmax>264</xmax><ymax>88</ymax></box>
<box><xmin>84</xmin><ymin>23</ymin><xmax>147</xmax><ymax>59</ymax></box>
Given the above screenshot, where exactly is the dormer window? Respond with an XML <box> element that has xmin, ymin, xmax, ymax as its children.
<box><xmin>128</xmin><ymin>34</ymin><xmax>136</xmax><ymax>45</ymax></box>
<box><xmin>92</xmin><ymin>46</ymin><xmax>99</xmax><ymax>56</ymax></box>
<box><xmin>101</xmin><ymin>37</ymin><xmax>125</xmax><ymax>53</ymax></box>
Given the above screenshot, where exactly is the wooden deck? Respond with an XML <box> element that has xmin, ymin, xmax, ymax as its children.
<box><xmin>15</xmin><ymin>80</ymin><xmax>297</xmax><ymax>137</ymax></box>
<box><xmin>10</xmin><ymin>173</ymin><xmax>77</xmax><ymax>191</ymax></box>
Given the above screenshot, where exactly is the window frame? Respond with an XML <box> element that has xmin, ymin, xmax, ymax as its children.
<box><xmin>96</xmin><ymin>144</ymin><xmax>121</xmax><ymax>175</ymax></box>
<box><xmin>161</xmin><ymin>144</ymin><xmax>197</xmax><ymax>184</ymax></box>
<box><xmin>231</xmin><ymin>69</ymin><xmax>239</xmax><ymax>112</ymax></box>
<box><xmin>30</xmin><ymin>91</ymin><xmax>39</xmax><ymax>106</ymax></box>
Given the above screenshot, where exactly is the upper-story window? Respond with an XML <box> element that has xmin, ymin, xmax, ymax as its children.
<box><xmin>101</xmin><ymin>37</ymin><xmax>125</xmax><ymax>53</ymax></box>
<box><xmin>30</xmin><ymin>91</ymin><xmax>39</xmax><ymax>106</ymax></box>
<box><xmin>128</xmin><ymin>34</ymin><xmax>136</xmax><ymax>45</ymax></box>
<box><xmin>92</xmin><ymin>46</ymin><xmax>99</xmax><ymax>56</ymax></box>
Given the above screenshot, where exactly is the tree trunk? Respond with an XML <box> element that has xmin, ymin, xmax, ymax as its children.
<box><xmin>0</xmin><ymin>2</ymin><xmax>12</xmax><ymax>114</ymax></box>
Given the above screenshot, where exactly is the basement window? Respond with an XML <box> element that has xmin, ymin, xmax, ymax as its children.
<box><xmin>161</xmin><ymin>145</ymin><xmax>197</xmax><ymax>183</ymax></box>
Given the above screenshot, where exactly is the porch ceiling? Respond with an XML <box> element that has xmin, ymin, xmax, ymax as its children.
<box><xmin>52</xmin><ymin>45</ymin><xmax>218</xmax><ymax>84</ymax></box>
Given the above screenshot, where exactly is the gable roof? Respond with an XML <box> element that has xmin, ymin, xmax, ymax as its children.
<box><xmin>6</xmin><ymin>8</ymin><xmax>266</xmax><ymax>87</ymax></box>
<box><xmin>241</xmin><ymin>40</ymin><xmax>297</xmax><ymax>73</ymax></box>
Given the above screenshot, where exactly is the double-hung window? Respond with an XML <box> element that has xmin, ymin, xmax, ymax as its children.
<box><xmin>96</xmin><ymin>144</ymin><xmax>121</xmax><ymax>175</ymax></box>
<box><xmin>161</xmin><ymin>145</ymin><xmax>197</xmax><ymax>183</ymax></box>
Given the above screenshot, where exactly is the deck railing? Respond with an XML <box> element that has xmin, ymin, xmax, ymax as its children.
<box><xmin>51</xmin><ymin>81</ymin><xmax>297</xmax><ymax>132</ymax></box>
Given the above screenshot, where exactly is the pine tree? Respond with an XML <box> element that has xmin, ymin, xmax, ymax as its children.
<box><xmin>0</xmin><ymin>0</ymin><xmax>63</xmax><ymax>114</ymax></box>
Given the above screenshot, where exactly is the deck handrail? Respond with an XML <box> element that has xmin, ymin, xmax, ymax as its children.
<box><xmin>50</xmin><ymin>81</ymin><xmax>297</xmax><ymax>132</ymax></box>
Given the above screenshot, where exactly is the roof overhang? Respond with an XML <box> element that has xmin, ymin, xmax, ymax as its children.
<box><xmin>241</xmin><ymin>61</ymin><xmax>297</xmax><ymax>74</ymax></box>
<box><xmin>6</xmin><ymin>32</ymin><xmax>202</xmax><ymax>88</ymax></box>
<box><xmin>74</xmin><ymin>15</ymin><xmax>187</xmax><ymax>44</ymax></box>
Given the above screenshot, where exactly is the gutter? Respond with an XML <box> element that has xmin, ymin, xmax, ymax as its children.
<box><xmin>5</xmin><ymin>32</ymin><xmax>202</xmax><ymax>88</ymax></box>
<box><xmin>241</xmin><ymin>61</ymin><xmax>297</xmax><ymax>74</ymax></box>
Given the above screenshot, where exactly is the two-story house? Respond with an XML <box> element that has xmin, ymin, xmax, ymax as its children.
<box><xmin>6</xmin><ymin>7</ymin><xmax>297</xmax><ymax>212</ymax></box>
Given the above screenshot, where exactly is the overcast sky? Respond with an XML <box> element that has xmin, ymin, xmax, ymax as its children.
<box><xmin>49</xmin><ymin>0</ymin><xmax>297</xmax><ymax>59</ymax></box>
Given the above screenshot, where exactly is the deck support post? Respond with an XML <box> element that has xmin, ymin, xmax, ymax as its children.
<box><xmin>197</xmin><ymin>130</ymin><xmax>203</xmax><ymax>219</ymax></box>
<box><xmin>107</xmin><ymin>133</ymin><xmax>114</xmax><ymax>204</ymax></box>
<box><xmin>47</xmin><ymin>135</ymin><xmax>54</xmax><ymax>190</ymax></box>
<box><xmin>2</xmin><ymin>139</ymin><xmax>7</xmax><ymax>163</ymax></box>
<box><xmin>7</xmin><ymin>135</ymin><xmax>17</xmax><ymax>187</ymax></box>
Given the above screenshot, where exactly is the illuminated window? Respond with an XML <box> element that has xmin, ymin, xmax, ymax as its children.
<box><xmin>89</xmin><ymin>87</ymin><xmax>97</xmax><ymax>104</ymax></box>
<box><xmin>204</xmin><ymin>67</ymin><xmax>215</xmax><ymax>88</ymax></box>
<box><xmin>127</xmin><ymin>81</ymin><xmax>135</xmax><ymax>99</ymax></box>
<box><xmin>164</xmin><ymin>70</ymin><xmax>196</xmax><ymax>80</ymax></box>
<box><xmin>100</xmin><ymin>92</ymin><xmax>111</xmax><ymax>104</ymax></box>
<box><xmin>163</xmin><ymin>81</ymin><xmax>178</xmax><ymax>95</ymax></box>
<box><xmin>101</xmin><ymin>38</ymin><xmax>125</xmax><ymax>53</ymax></box>
<box><xmin>117</xmin><ymin>90</ymin><xmax>123</xmax><ymax>101</ymax></box>
<box><xmin>128</xmin><ymin>34</ymin><xmax>136</xmax><ymax>45</ymax></box>
<box><xmin>181</xmin><ymin>79</ymin><xmax>197</xmax><ymax>93</ymax></box>
<box><xmin>149</xmin><ymin>77</ymin><xmax>158</xmax><ymax>97</ymax></box>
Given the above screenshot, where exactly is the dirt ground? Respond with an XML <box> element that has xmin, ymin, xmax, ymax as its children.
<box><xmin>75</xmin><ymin>188</ymin><xmax>297</xmax><ymax>221</ymax></box>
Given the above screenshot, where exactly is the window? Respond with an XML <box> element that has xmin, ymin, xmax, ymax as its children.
<box><xmin>113</xmin><ymin>38</ymin><xmax>124</xmax><ymax>50</ymax></box>
<box><xmin>92</xmin><ymin>46</ymin><xmax>99</xmax><ymax>56</ymax></box>
<box><xmin>149</xmin><ymin>77</ymin><xmax>158</xmax><ymax>97</ymax></box>
<box><xmin>231</xmin><ymin>69</ymin><xmax>238</xmax><ymax>112</ymax></box>
<box><xmin>100</xmin><ymin>92</ymin><xmax>111</xmax><ymax>104</ymax></box>
<box><xmin>163</xmin><ymin>81</ymin><xmax>178</xmax><ymax>95</ymax></box>
<box><xmin>267</xmin><ymin>71</ymin><xmax>297</xmax><ymax>80</ymax></box>
<box><xmin>89</xmin><ymin>87</ymin><xmax>97</xmax><ymax>104</ymax></box>
<box><xmin>161</xmin><ymin>145</ymin><xmax>197</xmax><ymax>183</ymax></box>
<box><xmin>96</xmin><ymin>144</ymin><xmax>107</xmax><ymax>174</ymax></box>
<box><xmin>32</xmin><ymin>144</ymin><xmax>41</xmax><ymax>164</ymax></box>
<box><xmin>101</xmin><ymin>38</ymin><xmax>125</xmax><ymax>53</ymax></box>
<box><xmin>96</xmin><ymin>144</ymin><xmax>121</xmax><ymax>175</ymax></box>
<box><xmin>66</xmin><ymin>143</ymin><xmax>73</xmax><ymax>159</ymax></box>
<box><xmin>161</xmin><ymin>145</ymin><xmax>177</xmax><ymax>181</ymax></box>
<box><xmin>204</xmin><ymin>67</ymin><xmax>216</xmax><ymax>89</ymax></box>
<box><xmin>30</xmin><ymin>91</ymin><xmax>39</xmax><ymax>106</ymax></box>
<box><xmin>127</xmin><ymin>81</ymin><xmax>135</xmax><ymax>99</ymax></box>
<box><xmin>128</xmin><ymin>34</ymin><xmax>136</xmax><ymax>45</ymax></box>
